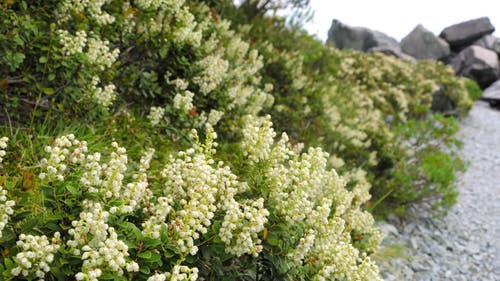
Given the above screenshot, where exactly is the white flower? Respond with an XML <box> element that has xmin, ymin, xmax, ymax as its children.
<box><xmin>88</xmin><ymin>76</ymin><xmax>117</xmax><ymax>109</ymax></box>
<box><xmin>147</xmin><ymin>106</ymin><xmax>165</xmax><ymax>126</ymax></box>
<box><xmin>58</xmin><ymin>0</ymin><xmax>115</xmax><ymax>25</ymax></box>
<box><xmin>86</xmin><ymin>37</ymin><xmax>120</xmax><ymax>71</ymax></box>
<box><xmin>0</xmin><ymin>137</ymin><xmax>8</xmax><ymax>164</ymax></box>
<box><xmin>207</xmin><ymin>110</ymin><xmax>224</xmax><ymax>125</ymax></box>
<box><xmin>173</xmin><ymin>91</ymin><xmax>195</xmax><ymax>113</ymax></box>
<box><xmin>57</xmin><ymin>29</ymin><xmax>87</xmax><ymax>56</ymax></box>
<box><xmin>219</xmin><ymin>198</ymin><xmax>269</xmax><ymax>257</ymax></box>
<box><xmin>193</xmin><ymin>55</ymin><xmax>229</xmax><ymax>95</ymax></box>
<box><xmin>39</xmin><ymin>135</ymin><xmax>88</xmax><ymax>181</ymax></box>
<box><xmin>240</xmin><ymin>115</ymin><xmax>276</xmax><ymax>164</ymax></box>
<box><xmin>0</xmin><ymin>186</ymin><xmax>15</xmax><ymax>239</ymax></box>
<box><xmin>12</xmin><ymin>233</ymin><xmax>60</xmax><ymax>278</ymax></box>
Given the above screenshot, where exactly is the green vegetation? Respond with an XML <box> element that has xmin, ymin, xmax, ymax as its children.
<box><xmin>0</xmin><ymin>0</ymin><xmax>479</xmax><ymax>280</ymax></box>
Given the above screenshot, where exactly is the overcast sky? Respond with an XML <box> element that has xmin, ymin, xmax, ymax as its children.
<box><xmin>303</xmin><ymin>0</ymin><xmax>500</xmax><ymax>42</ymax></box>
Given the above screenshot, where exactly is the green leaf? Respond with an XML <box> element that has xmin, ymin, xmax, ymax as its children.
<box><xmin>266</xmin><ymin>234</ymin><xmax>280</xmax><ymax>247</ymax></box>
<box><xmin>163</xmin><ymin>248</ymin><xmax>175</xmax><ymax>258</ymax></box>
<box><xmin>138</xmin><ymin>250</ymin><xmax>162</xmax><ymax>264</ymax></box>
<box><xmin>4</xmin><ymin>258</ymin><xmax>14</xmax><ymax>270</ymax></box>
<box><xmin>137</xmin><ymin>251</ymin><xmax>152</xmax><ymax>259</ymax></box>
<box><xmin>39</xmin><ymin>56</ymin><xmax>48</xmax><ymax>63</ymax></box>
<box><xmin>140</xmin><ymin>266</ymin><xmax>151</xmax><ymax>275</ymax></box>
<box><xmin>100</xmin><ymin>273</ymin><xmax>127</xmax><ymax>280</ymax></box>
<box><xmin>143</xmin><ymin>237</ymin><xmax>161</xmax><ymax>248</ymax></box>
<box><xmin>66</xmin><ymin>185</ymin><xmax>79</xmax><ymax>196</ymax></box>
<box><xmin>21</xmin><ymin>217</ymin><xmax>39</xmax><ymax>233</ymax></box>
<box><xmin>119</xmin><ymin>221</ymin><xmax>142</xmax><ymax>241</ymax></box>
<box><xmin>48</xmin><ymin>73</ymin><xmax>56</xmax><ymax>81</ymax></box>
<box><xmin>42</xmin><ymin>87</ymin><xmax>55</xmax><ymax>95</ymax></box>
<box><xmin>160</xmin><ymin>224</ymin><xmax>168</xmax><ymax>242</ymax></box>
<box><xmin>50</xmin><ymin>266</ymin><xmax>67</xmax><ymax>280</ymax></box>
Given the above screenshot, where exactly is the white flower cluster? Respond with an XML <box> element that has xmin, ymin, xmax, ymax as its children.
<box><xmin>173</xmin><ymin>90</ymin><xmax>194</xmax><ymax>114</ymax></box>
<box><xmin>45</xmin><ymin>135</ymin><xmax>152</xmax><ymax>213</ymax></box>
<box><xmin>39</xmin><ymin>134</ymin><xmax>87</xmax><ymax>181</ymax></box>
<box><xmin>99</xmin><ymin>142</ymin><xmax>128</xmax><ymax>199</ymax></box>
<box><xmin>147</xmin><ymin>106</ymin><xmax>165</xmax><ymax>126</ymax></box>
<box><xmin>226</xmin><ymin>37</ymin><xmax>250</xmax><ymax>63</ymax></box>
<box><xmin>287</xmin><ymin>229</ymin><xmax>316</xmax><ymax>264</ymax></box>
<box><xmin>141</xmin><ymin>196</ymin><xmax>173</xmax><ymax>239</ymax></box>
<box><xmin>59</xmin><ymin>0</ymin><xmax>115</xmax><ymax>25</ymax></box>
<box><xmin>57</xmin><ymin>30</ymin><xmax>119</xmax><ymax>70</ymax></box>
<box><xmin>172</xmin><ymin>7</ymin><xmax>202</xmax><ymax>47</ymax></box>
<box><xmin>135</xmin><ymin>0</ymin><xmax>185</xmax><ymax>12</ymax></box>
<box><xmin>80</xmin><ymin>151</ymin><xmax>103</xmax><ymax>187</ymax></box>
<box><xmin>160</xmin><ymin>148</ymin><xmax>218</xmax><ymax>255</ymax></box>
<box><xmin>86</xmin><ymin>37</ymin><xmax>120</xmax><ymax>71</ymax></box>
<box><xmin>219</xmin><ymin>198</ymin><xmax>269</xmax><ymax>257</ymax></box>
<box><xmin>11</xmin><ymin>233</ymin><xmax>61</xmax><ymax>279</ymax></box>
<box><xmin>193</xmin><ymin>55</ymin><xmax>229</xmax><ymax>95</ymax></box>
<box><xmin>89</xmin><ymin>76</ymin><xmax>117</xmax><ymax>109</ymax></box>
<box><xmin>68</xmin><ymin>201</ymin><xmax>138</xmax><ymax>279</ymax></box>
<box><xmin>57</xmin><ymin>30</ymin><xmax>87</xmax><ymax>56</ymax></box>
<box><xmin>240</xmin><ymin>115</ymin><xmax>276</xmax><ymax>164</ymax></box>
<box><xmin>207</xmin><ymin>109</ymin><xmax>224</xmax><ymax>126</ymax></box>
<box><xmin>147</xmin><ymin>265</ymin><xmax>198</xmax><ymax>281</ymax></box>
<box><xmin>0</xmin><ymin>136</ymin><xmax>7</xmax><ymax>164</ymax></box>
<box><xmin>56</xmin><ymin>30</ymin><xmax>119</xmax><ymax>109</ymax></box>
<box><xmin>0</xmin><ymin>185</ymin><xmax>15</xmax><ymax>238</ymax></box>
<box><xmin>268</xmin><ymin>146</ymin><xmax>336</xmax><ymax>223</ymax></box>
<box><xmin>144</xmin><ymin>125</ymin><xmax>264</xmax><ymax>258</ymax></box>
<box><xmin>238</xmin><ymin>115</ymin><xmax>382</xmax><ymax>279</ymax></box>
<box><xmin>67</xmin><ymin>201</ymin><xmax>109</xmax><ymax>250</ymax></box>
<box><xmin>114</xmin><ymin>148</ymin><xmax>155</xmax><ymax>214</ymax></box>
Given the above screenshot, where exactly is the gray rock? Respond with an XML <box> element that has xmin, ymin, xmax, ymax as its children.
<box><xmin>439</xmin><ymin>17</ymin><xmax>495</xmax><ymax>49</ymax></box>
<box><xmin>327</xmin><ymin>19</ymin><xmax>412</xmax><ymax>60</ymax></box>
<box><xmin>327</xmin><ymin>19</ymin><xmax>376</xmax><ymax>51</ymax></box>
<box><xmin>401</xmin><ymin>24</ymin><xmax>450</xmax><ymax>60</ymax></box>
<box><xmin>473</xmin><ymin>34</ymin><xmax>500</xmax><ymax>54</ymax></box>
<box><xmin>480</xmin><ymin>79</ymin><xmax>500</xmax><ymax>106</ymax></box>
<box><xmin>450</xmin><ymin>45</ymin><xmax>500</xmax><ymax>88</ymax></box>
<box><xmin>467</xmin><ymin>242</ymin><xmax>481</xmax><ymax>254</ymax></box>
<box><xmin>367</xmin><ymin>45</ymin><xmax>416</xmax><ymax>61</ymax></box>
<box><xmin>378</xmin><ymin>222</ymin><xmax>400</xmax><ymax>236</ymax></box>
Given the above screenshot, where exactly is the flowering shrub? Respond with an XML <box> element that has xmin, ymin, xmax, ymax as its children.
<box><xmin>220</xmin><ymin>12</ymin><xmax>475</xmax><ymax>216</ymax></box>
<box><xmin>0</xmin><ymin>0</ymin><xmax>477</xmax><ymax>279</ymax></box>
<box><xmin>0</xmin><ymin>120</ymin><xmax>382</xmax><ymax>280</ymax></box>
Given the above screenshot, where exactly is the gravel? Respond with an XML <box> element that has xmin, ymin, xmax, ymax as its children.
<box><xmin>376</xmin><ymin>101</ymin><xmax>500</xmax><ymax>281</ymax></box>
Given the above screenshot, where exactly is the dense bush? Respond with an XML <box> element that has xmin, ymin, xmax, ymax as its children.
<box><xmin>211</xmin><ymin>11</ymin><xmax>476</xmax><ymax>216</ymax></box>
<box><xmin>0</xmin><ymin>0</ymin><xmax>477</xmax><ymax>280</ymax></box>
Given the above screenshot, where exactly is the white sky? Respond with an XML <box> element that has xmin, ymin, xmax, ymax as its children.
<box><xmin>303</xmin><ymin>0</ymin><xmax>500</xmax><ymax>42</ymax></box>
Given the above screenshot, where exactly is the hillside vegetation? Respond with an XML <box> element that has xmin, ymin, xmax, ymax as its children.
<box><xmin>0</xmin><ymin>1</ymin><xmax>478</xmax><ymax>280</ymax></box>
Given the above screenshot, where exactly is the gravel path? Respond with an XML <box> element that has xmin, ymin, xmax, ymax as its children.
<box><xmin>377</xmin><ymin>101</ymin><xmax>500</xmax><ymax>281</ymax></box>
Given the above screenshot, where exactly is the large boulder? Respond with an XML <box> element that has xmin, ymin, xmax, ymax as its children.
<box><xmin>401</xmin><ymin>24</ymin><xmax>450</xmax><ymax>60</ymax></box>
<box><xmin>439</xmin><ymin>17</ymin><xmax>495</xmax><ymax>49</ymax></box>
<box><xmin>481</xmin><ymin>79</ymin><xmax>500</xmax><ymax>107</ymax></box>
<box><xmin>450</xmin><ymin>45</ymin><xmax>500</xmax><ymax>88</ymax></box>
<box><xmin>326</xmin><ymin>19</ymin><xmax>395</xmax><ymax>51</ymax></box>
<box><xmin>473</xmin><ymin>34</ymin><xmax>500</xmax><ymax>55</ymax></box>
<box><xmin>327</xmin><ymin>19</ymin><xmax>411</xmax><ymax>60</ymax></box>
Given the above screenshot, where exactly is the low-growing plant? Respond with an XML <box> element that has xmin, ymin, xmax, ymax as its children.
<box><xmin>0</xmin><ymin>0</ymin><xmax>477</xmax><ymax>279</ymax></box>
<box><xmin>0</xmin><ymin>114</ymin><xmax>383</xmax><ymax>280</ymax></box>
<box><xmin>216</xmin><ymin>11</ymin><xmax>472</xmax><ymax>217</ymax></box>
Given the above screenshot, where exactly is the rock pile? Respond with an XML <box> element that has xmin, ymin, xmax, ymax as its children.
<box><xmin>327</xmin><ymin>17</ymin><xmax>500</xmax><ymax>106</ymax></box>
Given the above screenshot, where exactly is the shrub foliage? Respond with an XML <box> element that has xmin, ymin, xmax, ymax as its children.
<box><xmin>0</xmin><ymin>0</ymin><xmax>477</xmax><ymax>280</ymax></box>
